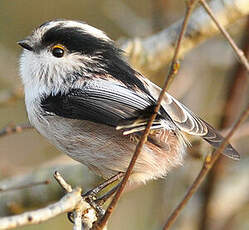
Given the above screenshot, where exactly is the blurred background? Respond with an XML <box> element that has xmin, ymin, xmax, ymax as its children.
<box><xmin>0</xmin><ymin>0</ymin><xmax>249</xmax><ymax>230</ymax></box>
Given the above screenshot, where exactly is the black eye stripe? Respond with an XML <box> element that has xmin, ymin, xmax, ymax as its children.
<box><xmin>42</xmin><ymin>26</ymin><xmax>112</xmax><ymax>55</ymax></box>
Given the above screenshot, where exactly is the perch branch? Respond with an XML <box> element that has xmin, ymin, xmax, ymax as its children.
<box><xmin>199</xmin><ymin>0</ymin><xmax>249</xmax><ymax>73</ymax></box>
<box><xmin>0</xmin><ymin>172</ymin><xmax>99</xmax><ymax>230</ymax></box>
<box><xmin>0</xmin><ymin>115</ymin><xmax>248</xmax><ymax>215</ymax></box>
<box><xmin>54</xmin><ymin>171</ymin><xmax>73</xmax><ymax>192</ymax></box>
<box><xmin>54</xmin><ymin>171</ymin><xmax>98</xmax><ymax>230</ymax></box>
<box><xmin>0</xmin><ymin>188</ymin><xmax>82</xmax><ymax>230</ymax></box>
<box><xmin>54</xmin><ymin>172</ymin><xmax>82</xmax><ymax>230</ymax></box>
<box><xmin>0</xmin><ymin>163</ymin><xmax>99</xmax><ymax>216</ymax></box>
<box><xmin>163</xmin><ymin>106</ymin><xmax>249</xmax><ymax>230</ymax></box>
<box><xmin>94</xmin><ymin>1</ymin><xmax>199</xmax><ymax>229</ymax></box>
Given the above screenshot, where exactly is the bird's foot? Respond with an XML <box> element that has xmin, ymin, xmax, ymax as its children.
<box><xmin>81</xmin><ymin>172</ymin><xmax>123</xmax><ymax>218</ymax></box>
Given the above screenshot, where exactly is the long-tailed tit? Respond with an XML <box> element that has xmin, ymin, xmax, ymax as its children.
<box><xmin>18</xmin><ymin>19</ymin><xmax>239</xmax><ymax>185</ymax></box>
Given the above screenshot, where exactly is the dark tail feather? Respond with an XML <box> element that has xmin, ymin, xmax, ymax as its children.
<box><xmin>202</xmin><ymin>121</ymin><xmax>240</xmax><ymax>160</ymax></box>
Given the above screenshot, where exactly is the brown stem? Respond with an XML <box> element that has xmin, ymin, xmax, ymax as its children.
<box><xmin>199</xmin><ymin>0</ymin><xmax>249</xmax><ymax>73</ymax></box>
<box><xmin>198</xmin><ymin>15</ymin><xmax>249</xmax><ymax>230</ymax></box>
<box><xmin>94</xmin><ymin>1</ymin><xmax>199</xmax><ymax>229</ymax></box>
<box><xmin>162</xmin><ymin>106</ymin><xmax>249</xmax><ymax>230</ymax></box>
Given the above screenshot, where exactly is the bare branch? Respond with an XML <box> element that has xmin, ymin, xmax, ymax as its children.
<box><xmin>54</xmin><ymin>172</ymin><xmax>82</xmax><ymax>230</ymax></box>
<box><xmin>54</xmin><ymin>172</ymin><xmax>98</xmax><ymax>230</ymax></box>
<box><xmin>163</xmin><ymin>106</ymin><xmax>249</xmax><ymax>230</ymax></box>
<box><xmin>1</xmin><ymin>1</ymin><xmax>248</xmax><ymax>229</ymax></box>
<box><xmin>0</xmin><ymin>171</ymin><xmax>100</xmax><ymax>230</ymax></box>
<box><xmin>199</xmin><ymin>0</ymin><xmax>249</xmax><ymax>73</ymax></box>
<box><xmin>1</xmin><ymin>117</ymin><xmax>248</xmax><ymax>217</ymax></box>
<box><xmin>199</xmin><ymin>15</ymin><xmax>249</xmax><ymax>230</ymax></box>
<box><xmin>0</xmin><ymin>188</ymin><xmax>82</xmax><ymax>230</ymax></box>
<box><xmin>0</xmin><ymin>1</ymin><xmax>247</xmax><ymax>111</ymax></box>
<box><xmin>0</xmin><ymin>163</ymin><xmax>99</xmax><ymax>216</ymax></box>
<box><xmin>94</xmin><ymin>1</ymin><xmax>199</xmax><ymax>229</ymax></box>
<box><xmin>54</xmin><ymin>171</ymin><xmax>73</xmax><ymax>192</ymax></box>
<box><xmin>122</xmin><ymin>0</ymin><xmax>249</xmax><ymax>74</ymax></box>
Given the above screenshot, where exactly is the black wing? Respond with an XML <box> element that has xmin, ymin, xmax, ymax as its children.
<box><xmin>41</xmin><ymin>79</ymin><xmax>165</xmax><ymax>129</ymax></box>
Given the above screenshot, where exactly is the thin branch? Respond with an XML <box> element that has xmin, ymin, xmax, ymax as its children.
<box><xmin>94</xmin><ymin>1</ymin><xmax>199</xmax><ymax>229</ymax></box>
<box><xmin>54</xmin><ymin>171</ymin><xmax>73</xmax><ymax>192</ymax></box>
<box><xmin>0</xmin><ymin>172</ymin><xmax>100</xmax><ymax>230</ymax></box>
<box><xmin>0</xmin><ymin>1</ymin><xmax>248</xmax><ymax>111</ymax></box>
<box><xmin>163</xmin><ymin>106</ymin><xmax>249</xmax><ymax>230</ymax></box>
<box><xmin>54</xmin><ymin>172</ymin><xmax>84</xmax><ymax>230</ymax></box>
<box><xmin>0</xmin><ymin>123</ymin><xmax>33</xmax><ymax>138</ymax></box>
<box><xmin>199</xmin><ymin>0</ymin><xmax>249</xmax><ymax>73</ymax></box>
<box><xmin>222</xmin><ymin>15</ymin><xmax>249</xmax><ymax>127</ymax></box>
<box><xmin>1</xmin><ymin>117</ymin><xmax>249</xmax><ymax>212</ymax></box>
<box><xmin>54</xmin><ymin>172</ymin><xmax>99</xmax><ymax>230</ymax></box>
<box><xmin>0</xmin><ymin>180</ymin><xmax>50</xmax><ymax>193</ymax></box>
<box><xmin>0</xmin><ymin>163</ymin><xmax>99</xmax><ymax>216</ymax></box>
<box><xmin>0</xmin><ymin>188</ymin><xmax>82</xmax><ymax>230</ymax></box>
<box><xmin>122</xmin><ymin>0</ymin><xmax>249</xmax><ymax>74</ymax></box>
<box><xmin>199</xmin><ymin>15</ymin><xmax>249</xmax><ymax>230</ymax></box>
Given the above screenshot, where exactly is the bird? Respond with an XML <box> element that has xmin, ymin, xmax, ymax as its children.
<box><xmin>18</xmin><ymin>19</ymin><xmax>239</xmax><ymax>186</ymax></box>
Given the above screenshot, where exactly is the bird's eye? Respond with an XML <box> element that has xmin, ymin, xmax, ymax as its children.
<box><xmin>51</xmin><ymin>45</ymin><xmax>65</xmax><ymax>58</ymax></box>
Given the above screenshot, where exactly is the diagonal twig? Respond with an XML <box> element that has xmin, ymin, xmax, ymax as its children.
<box><xmin>54</xmin><ymin>171</ymin><xmax>73</xmax><ymax>193</ymax></box>
<box><xmin>163</xmin><ymin>105</ymin><xmax>249</xmax><ymax>230</ymax></box>
<box><xmin>94</xmin><ymin>1</ymin><xmax>200</xmax><ymax>229</ymax></box>
<box><xmin>54</xmin><ymin>171</ymin><xmax>83</xmax><ymax>230</ymax></box>
<box><xmin>199</xmin><ymin>0</ymin><xmax>249</xmax><ymax>73</ymax></box>
<box><xmin>199</xmin><ymin>15</ymin><xmax>249</xmax><ymax>230</ymax></box>
<box><xmin>123</xmin><ymin>0</ymin><xmax>249</xmax><ymax>74</ymax></box>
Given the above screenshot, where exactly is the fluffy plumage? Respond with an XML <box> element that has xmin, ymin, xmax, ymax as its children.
<box><xmin>18</xmin><ymin>19</ymin><xmax>239</xmax><ymax>184</ymax></box>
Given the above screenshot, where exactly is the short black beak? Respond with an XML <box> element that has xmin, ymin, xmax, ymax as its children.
<box><xmin>17</xmin><ymin>39</ymin><xmax>34</xmax><ymax>51</ymax></box>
